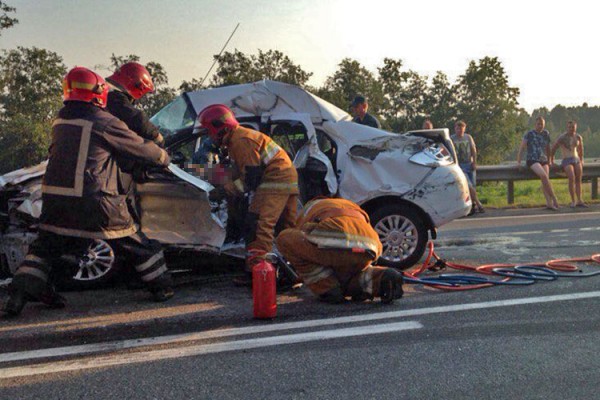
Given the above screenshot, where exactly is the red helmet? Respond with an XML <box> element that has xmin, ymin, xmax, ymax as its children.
<box><xmin>198</xmin><ymin>104</ymin><xmax>239</xmax><ymax>144</ymax></box>
<box><xmin>106</xmin><ymin>62</ymin><xmax>154</xmax><ymax>100</ymax></box>
<box><xmin>62</xmin><ymin>66</ymin><xmax>108</xmax><ymax>108</ymax></box>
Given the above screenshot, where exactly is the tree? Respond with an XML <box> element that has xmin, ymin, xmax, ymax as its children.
<box><xmin>0</xmin><ymin>1</ymin><xmax>17</xmax><ymax>34</ymax></box>
<box><xmin>0</xmin><ymin>47</ymin><xmax>66</xmax><ymax>172</ymax></box>
<box><xmin>316</xmin><ymin>58</ymin><xmax>384</xmax><ymax>122</ymax></box>
<box><xmin>377</xmin><ymin>58</ymin><xmax>428</xmax><ymax>132</ymax></box>
<box><xmin>209</xmin><ymin>49</ymin><xmax>312</xmax><ymax>87</ymax></box>
<box><xmin>103</xmin><ymin>54</ymin><xmax>176</xmax><ymax>117</ymax></box>
<box><xmin>422</xmin><ymin>71</ymin><xmax>457</xmax><ymax>130</ymax></box>
<box><xmin>453</xmin><ymin>57</ymin><xmax>524</xmax><ymax>164</ymax></box>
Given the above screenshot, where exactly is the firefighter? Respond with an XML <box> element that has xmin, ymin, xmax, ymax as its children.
<box><xmin>2</xmin><ymin>67</ymin><xmax>173</xmax><ymax>317</ymax></box>
<box><xmin>198</xmin><ymin>104</ymin><xmax>298</xmax><ymax>283</ymax></box>
<box><xmin>105</xmin><ymin>62</ymin><xmax>164</xmax><ymax>146</ymax></box>
<box><xmin>276</xmin><ymin>197</ymin><xmax>404</xmax><ymax>304</ymax></box>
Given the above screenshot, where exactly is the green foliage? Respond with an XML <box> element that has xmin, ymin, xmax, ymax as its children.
<box><xmin>0</xmin><ymin>47</ymin><xmax>66</xmax><ymax>173</ymax></box>
<box><xmin>0</xmin><ymin>47</ymin><xmax>66</xmax><ymax>122</ymax></box>
<box><xmin>0</xmin><ymin>1</ymin><xmax>17</xmax><ymax>34</ymax></box>
<box><xmin>453</xmin><ymin>57</ymin><xmax>525</xmax><ymax>164</ymax></box>
<box><xmin>209</xmin><ymin>49</ymin><xmax>312</xmax><ymax>87</ymax></box>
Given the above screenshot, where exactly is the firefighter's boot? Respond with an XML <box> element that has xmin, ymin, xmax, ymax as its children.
<box><xmin>318</xmin><ymin>286</ymin><xmax>345</xmax><ymax>304</ymax></box>
<box><xmin>379</xmin><ymin>269</ymin><xmax>404</xmax><ymax>304</ymax></box>
<box><xmin>2</xmin><ymin>286</ymin><xmax>29</xmax><ymax>317</ymax></box>
<box><xmin>39</xmin><ymin>286</ymin><xmax>66</xmax><ymax>309</ymax></box>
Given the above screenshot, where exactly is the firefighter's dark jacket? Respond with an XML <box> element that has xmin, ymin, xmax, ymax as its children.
<box><xmin>39</xmin><ymin>102</ymin><xmax>170</xmax><ymax>240</ymax></box>
<box><xmin>106</xmin><ymin>90</ymin><xmax>162</xmax><ymax>143</ymax></box>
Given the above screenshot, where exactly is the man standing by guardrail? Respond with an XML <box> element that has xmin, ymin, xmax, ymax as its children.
<box><xmin>451</xmin><ymin>120</ymin><xmax>484</xmax><ymax>214</ymax></box>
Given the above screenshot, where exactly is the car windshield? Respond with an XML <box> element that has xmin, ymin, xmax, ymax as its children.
<box><xmin>150</xmin><ymin>94</ymin><xmax>196</xmax><ymax>137</ymax></box>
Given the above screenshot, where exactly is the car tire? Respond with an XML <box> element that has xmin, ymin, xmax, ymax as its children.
<box><xmin>369</xmin><ymin>204</ymin><xmax>428</xmax><ymax>270</ymax></box>
<box><xmin>57</xmin><ymin>239</ymin><xmax>119</xmax><ymax>290</ymax></box>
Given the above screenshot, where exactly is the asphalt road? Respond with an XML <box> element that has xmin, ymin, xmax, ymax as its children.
<box><xmin>1</xmin><ymin>206</ymin><xmax>599</xmax><ymax>399</ymax></box>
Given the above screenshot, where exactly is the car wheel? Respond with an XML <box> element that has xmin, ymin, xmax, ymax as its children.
<box><xmin>58</xmin><ymin>239</ymin><xmax>118</xmax><ymax>290</ymax></box>
<box><xmin>369</xmin><ymin>204</ymin><xmax>428</xmax><ymax>270</ymax></box>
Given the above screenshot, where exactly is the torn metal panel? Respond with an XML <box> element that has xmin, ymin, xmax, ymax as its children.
<box><xmin>137</xmin><ymin>180</ymin><xmax>226</xmax><ymax>248</ymax></box>
<box><xmin>348</xmin><ymin>136</ymin><xmax>429</xmax><ymax>162</ymax></box>
<box><xmin>0</xmin><ymin>161</ymin><xmax>47</xmax><ymax>188</ymax></box>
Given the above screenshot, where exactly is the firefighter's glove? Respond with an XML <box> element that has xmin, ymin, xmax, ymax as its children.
<box><xmin>154</xmin><ymin>133</ymin><xmax>166</xmax><ymax>148</ymax></box>
<box><xmin>209</xmin><ymin>186</ymin><xmax>227</xmax><ymax>203</ymax></box>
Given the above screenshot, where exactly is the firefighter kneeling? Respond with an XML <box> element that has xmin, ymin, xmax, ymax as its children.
<box><xmin>276</xmin><ymin>197</ymin><xmax>404</xmax><ymax>304</ymax></box>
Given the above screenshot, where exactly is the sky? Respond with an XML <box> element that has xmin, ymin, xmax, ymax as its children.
<box><xmin>1</xmin><ymin>0</ymin><xmax>598</xmax><ymax>112</ymax></box>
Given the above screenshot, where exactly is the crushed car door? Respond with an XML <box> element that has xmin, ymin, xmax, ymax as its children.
<box><xmin>266</xmin><ymin>113</ymin><xmax>338</xmax><ymax>203</ymax></box>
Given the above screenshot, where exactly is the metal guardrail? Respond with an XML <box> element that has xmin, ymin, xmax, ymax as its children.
<box><xmin>476</xmin><ymin>162</ymin><xmax>600</xmax><ymax>204</ymax></box>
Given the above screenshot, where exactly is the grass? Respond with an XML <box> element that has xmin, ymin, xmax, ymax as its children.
<box><xmin>476</xmin><ymin>179</ymin><xmax>596</xmax><ymax>208</ymax></box>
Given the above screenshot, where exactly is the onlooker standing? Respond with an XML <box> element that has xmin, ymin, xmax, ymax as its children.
<box><xmin>350</xmin><ymin>95</ymin><xmax>381</xmax><ymax>129</ymax></box>
<box><xmin>516</xmin><ymin>116</ymin><xmax>560</xmax><ymax>210</ymax></box>
<box><xmin>550</xmin><ymin>120</ymin><xmax>587</xmax><ymax>208</ymax></box>
<box><xmin>451</xmin><ymin>120</ymin><xmax>484</xmax><ymax>214</ymax></box>
<box><xmin>422</xmin><ymin>119</ymin><xmax>434</xmax><ymax>129</ymax></box>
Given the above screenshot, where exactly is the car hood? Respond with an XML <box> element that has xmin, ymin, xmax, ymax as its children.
<box><xmin>186</xmin><ymin>80</ymin><xmax>351</xmax><ymax>126</ymax></box>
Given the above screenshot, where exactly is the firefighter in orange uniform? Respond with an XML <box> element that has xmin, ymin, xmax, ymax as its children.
<box><xmin>276</xmin><ymin>197</ymin><xmax>404</xmax><ymax>303</ymax></box>
<box><xmin>198</xmin><ymin>104</ymin><xmax>298</xmax><ymax>280</ymax></box>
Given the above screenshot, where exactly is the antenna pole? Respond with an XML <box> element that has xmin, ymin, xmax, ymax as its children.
<box><xmin>200</xmin><ymin>23</ymin><xmax>240</xmax><ymax>87</ymax></box>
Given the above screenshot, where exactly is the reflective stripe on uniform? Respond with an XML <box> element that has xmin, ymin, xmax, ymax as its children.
<box><xmin>305</xmin><ymin>229</ymin><xmax>380</xmax><ymax>255</ymax></box>
<box><xmin>135</xmin><ymin>252</ymin><xmax>165</xmax><ymax>273</ymax></box>
<box><xmin>14</xmin><ymin>266</ymin><xmax>49</xmax><ymax>282</ymax></box>
<box><xmin>260</xmin><ymin>140</ymin><xmax>282</xmax><ymax>165</ymax></box>
<box><xmin>141</xmin><ymin>264</ymin><xmax>168</xmax><ymax>282</ymax></box>
<box><xmin>233</xmin><ymin>179</ymin><xmax>244</xmax><ymax>192</ymax></box>
<box><xmin>359</xmin><ymin>267</ymin><xmax>374</xmax><ymax>295</ymax></box>
<box><xmin>24</xmin><ymin>254</ymin><xmax>49</xmax><ymax>267</ymax></box>
<box><xmin>39</xmin><ymin>223</ymin><xmax>139</xmax><ymax>240</ymax></box>
<box><xmin>301</xmin><ymin>266</ymin><xmax>334</xmax><ymax>285</ymax></box>
<box><xmin>42</xmin><ymin>119</ymin><xmax>93</xmax><ymax>198</ymax></box>
<box><xmin>258</xmin><ymin>181</ymin><xmax>298</xmax><ymax>191</ymax></box>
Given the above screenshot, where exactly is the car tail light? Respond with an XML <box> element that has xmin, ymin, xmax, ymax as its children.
<box><xmin>409</xmin><ymin>143</ymin><xmax>454</xmax><ymax>167</ymax></box>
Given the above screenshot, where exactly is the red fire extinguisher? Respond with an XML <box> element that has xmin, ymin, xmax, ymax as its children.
<box><xmin>252</xmin><ymin>260</ymin><xmax>277</xmax><ymax>319</ymax></box>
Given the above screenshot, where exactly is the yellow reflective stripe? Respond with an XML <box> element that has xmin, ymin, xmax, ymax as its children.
<box><xmin>70</xmin><ymin>81</ymin><xmax>97</xmax><ymax>90</ymax></box>
<box><xmin>302</xmin><ymin>266</ymin><xmax>334</xmax><ymax>285</ymax></box>
<box><xmin>25</xmin><ymin>254</ymin><xmax>48</xmax><ymax>267</ymax></box>
<box><xmin>258</xmin><ymin>181</ymin><xmax>298</xmax><ymax>190</ymax></box>
<box><xmin>233</xmin><ymin>179</ymin><xmax>244</xmax><ymax>192</ymax></box>
<box><xmin>135</xmin><ymin>252</ymin><xmax>165</xmax><ymax>273</ymax></box>
<box><xmin>306</xmin><ymin>230</ymin><xmax>380</xmax><ymax>254</ymax></box>
<box><xmin>15</xmin><ymin>266</ymin><xmax>48</xmax><ymax>282</ymax></box>
<box><xmin>39</xmin><ymin>223</ymin><xmax>138</xmax><ymax>240</ymax></box>
<box><xmin>43</xmin><ymin>119</ymin><xmax>92</xmax><ymax>198</ymax></box>
<box><xmin>141</xmin><ymin>265</ymin><xmax>168</xmax><ymax>282</ymax></box>
<box><xmin>260</xmin><ymin>140</ymin><xmax>282</xmax><ymax>165</ymax></box>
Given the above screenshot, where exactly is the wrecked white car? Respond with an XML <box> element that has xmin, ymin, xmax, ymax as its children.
<box><xmin>0</xmin><ymin>80</ymin><xmax>470</xmax><ymax>288</ymax></box>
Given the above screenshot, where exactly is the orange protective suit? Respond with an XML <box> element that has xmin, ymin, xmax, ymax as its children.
<box><xmin>276</xmin><ymin>198</ymin><xmax>391</xmax><ymax>299</ymax></box>
<box><xmin>222</xmin><ymin>126</ymin><xmax>298</xmax><ymax>267</ymax></box>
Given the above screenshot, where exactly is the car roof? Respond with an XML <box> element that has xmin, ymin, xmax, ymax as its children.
<box><xmin>186</xmin><ymin>80</ymin><xmax>351</xmax><ymax>126</ymax></box>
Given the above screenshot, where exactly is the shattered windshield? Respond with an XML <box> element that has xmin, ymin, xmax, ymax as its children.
<box><xmin>150</xmin><ymin>94</ymin><xmax>196</xmax><ymax>137</ymax></box>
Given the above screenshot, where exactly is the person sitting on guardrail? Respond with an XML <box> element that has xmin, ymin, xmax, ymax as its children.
<box><xmin>451</xmin><ymin>120</ymin><xmax>484</xmax><ymax>214</ymax></box>
<box><xmin>550</xmin><ymin>120</ymin><xmax>587</xmax><ymax>208</ymax></box>
<box><xmin>517</xmin><ymin>116</ymin><xmax>560</xmax><ymax>210</ymax></box>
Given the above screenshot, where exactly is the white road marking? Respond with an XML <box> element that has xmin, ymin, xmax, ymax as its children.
<box><xmin>455</xmin><ymin>211</ymin><xmax>600</xmax><ymax>223</ymax></box>
<box><xmin>1</xmin><ymin>291</ymin><xmax>599</xmax><ymax>366</ymax></box>
<box><xmin>0</xmin><ymin>321</ymin><xmax>423</xmax><ymax>379</ymax></box>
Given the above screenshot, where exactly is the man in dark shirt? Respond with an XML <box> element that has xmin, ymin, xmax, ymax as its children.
<box><xmin>351</xmin><ymin>95</ymin><xmax>381</xmax><ymax>129</ymax></box>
